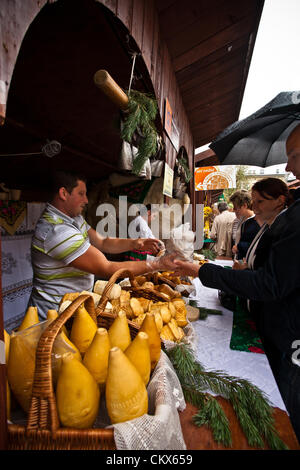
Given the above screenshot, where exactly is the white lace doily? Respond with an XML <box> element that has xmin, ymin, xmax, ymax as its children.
<box><xmin>162</xmin><ymin>321</ymin><xmax>198</xmax><ymax>355</ymax></box>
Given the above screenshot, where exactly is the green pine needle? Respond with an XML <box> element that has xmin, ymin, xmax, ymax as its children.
<box><xmin>193</xmin><ymin>395</ymin><xmax>232</xmax><ymax>447</ymax></box>
<box><xmin>121</xmin><ymin>90</ymin><xmax>159</xmax><ymax>175</ymax></box>
<box><xmin>177</xmin><ymin>156</ymin><xmax>192</xmax><ymax>183</ymax></box>
<box><xmin>166</xmin><ymin>344</ymin><xmax>288</xmax><ymax>450</ymax></box>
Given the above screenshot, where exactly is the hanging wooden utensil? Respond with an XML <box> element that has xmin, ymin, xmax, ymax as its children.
<box><xmin>94</xmin><ymin>70</ymin><xmax>129</xmax><ymax>110</ymax></box>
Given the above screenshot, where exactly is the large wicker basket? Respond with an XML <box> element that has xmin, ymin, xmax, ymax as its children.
<box><xmin>7</xmin><ymin>268</ymin><xmax>140</xmax><ymax>450</ymax></box>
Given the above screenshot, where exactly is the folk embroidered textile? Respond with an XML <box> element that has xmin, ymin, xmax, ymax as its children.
<box><xmin>0</xmin><ymin>200</ymin><xmax>26</xmax><ymax>235</ymax></box>
<box><xmin>109</xmin><ymin>179</ymin><xmax>154</xmax><ymax>203</ymax></box>
<box><xmin>230</xmin><ymin>298</ymin><xmax>264</xmax><ymax>354</ymax></box>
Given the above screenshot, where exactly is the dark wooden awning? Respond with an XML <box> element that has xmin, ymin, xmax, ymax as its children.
<box><xmin>155</xmin><ymin>0</ymin><xmax>264</xmax><ymax>149</ymax></box>
<box><xmin>0</xmin><ymin>0</ymin><xmax>264</xmax><ymax>193</ymax></box>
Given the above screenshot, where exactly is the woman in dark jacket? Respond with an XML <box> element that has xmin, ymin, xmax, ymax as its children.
<box><xmin>166</xmin><ymin>125</ymin><xmax>300</xmax><ymax>442</ymax></box>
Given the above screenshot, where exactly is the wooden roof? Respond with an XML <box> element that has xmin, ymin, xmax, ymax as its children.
<box><xmin>155</xmin><ymin>0</ymin><xmax>264</xmax><ymax>149</ymax></box>
<box><xmin>0</xmin><ymin>0</ymin><xmax>264</xmax><ymax>194</ymax></box>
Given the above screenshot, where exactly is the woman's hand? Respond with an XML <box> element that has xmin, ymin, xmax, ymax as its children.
<box><xmin>232</xmin><ymin>244</ymin><xmax>238</xmax><ymax>255</ymax></box>
<box><xmin>146</xmin><ymin>252</ymin><xmax>177</xmax><ymax>272</ymax></box>
<box><xmin>232</xmin><ymin>259</ymin><xmax>248</xmax><ymax>270</ymax></box>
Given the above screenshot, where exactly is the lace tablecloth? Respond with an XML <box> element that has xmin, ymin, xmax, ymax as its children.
<box><xmin>189</xmin><ymin>260</ymin><xmax>285</xmax><ymax>411</ymax></box>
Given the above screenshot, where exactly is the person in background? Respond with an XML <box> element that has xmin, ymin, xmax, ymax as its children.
<box><xmin>209</xmin><ymin>202</ymin><xmax>236</xmax><ymax>257</ymax></box>
<box><xmin>232</xmin><ymin>178</ymin><xmax>291</xmax><ymax>335</ymax></box>
<box><xmin>229</xmin><ymin>190</ymin><xmax>261</xmax><ymax>260</ymax></box>
<box><xmin>233</xmin><ymin>178</ymin><xmax>291</xmax><ymax>273</ymax></box>
<box><xmin>124</xmin><ymin>204</ymin><xmax>163</xmax><ymax>261</ymax></box>
<box><xmin>164</xmin><ymin>124</ymin><xmax>300</xmax><ymax>442</ymax></box>
<box><xmin>29</xmin><ymin>171</ymin><xmax>170</xmax><ymax>318</ymax></box>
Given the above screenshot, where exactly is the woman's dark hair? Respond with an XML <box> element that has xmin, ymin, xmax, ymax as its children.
<box><xmin>50</xmin><ymin>171</ymin><xmax>87</xmax><ymax>196</ymax></box>
<box><xmin>252</xmin><ymin>177</ymin><xmax>289</xmax><ymax>203</ymax></box>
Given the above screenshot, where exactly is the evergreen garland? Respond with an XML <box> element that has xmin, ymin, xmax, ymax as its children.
<box><xmin>166</xmin><ymin>344</ymin><xmax>288</xmax><ymax>450</ymax></box>
<box><xmin>199</xmin><ymin>248</ymin><xmax>217</xmax><ymax>260</ymax></box>
<box><xmin>121</xmin><ymin>90</ymin><xmax>159</xmax><ymax>176</ymax></box>
<box><xmin>177</xmin><ymin>156</ymin><xmax>192</xmax><ymax>183</ymax></box>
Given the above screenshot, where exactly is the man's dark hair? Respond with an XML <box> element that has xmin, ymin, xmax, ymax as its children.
<box><xmin>50</xmin><ymin>170</ymin><xmax>87</xmax><ymax>197</ymax></box>
<box><xmin>217</xmin><ymin>202</ymin><xmax>228</xmax><ymax>213</ymax></box>
<box><xmin>138</xmin><ymin>203</ymin><xmax>158</xmax><ymax>217</ymax></box>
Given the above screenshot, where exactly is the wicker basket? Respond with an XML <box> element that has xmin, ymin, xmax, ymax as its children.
<box><xmin>7</xmin><ymin>268</ymin><xmax>140</xmax><ymax>450</ymax></box>
<box><xmin>117</xmin><ymin>269</ymin><xmax>172</xmax><ymax>302</ymax></box>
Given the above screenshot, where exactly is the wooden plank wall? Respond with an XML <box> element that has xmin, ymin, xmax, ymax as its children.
<box><xmin>0</xmin><ymin>0</ymin><xmax>195</xmax><ymax>196</ymax></box>
<box><xmin>99</xmin><ymin>0</ymin><xmax>195</xmax><ymax>175</ymax></box>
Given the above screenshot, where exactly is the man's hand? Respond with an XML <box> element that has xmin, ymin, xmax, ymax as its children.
<box><xmin>133</xmin><ymin>238</ymin><xmax>164</xmax><ymax>255</ymax></box>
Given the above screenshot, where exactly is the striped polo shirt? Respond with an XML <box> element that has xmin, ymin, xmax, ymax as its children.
<box><xmin>30</xmin><ymin>203</ymin><xmax>94</xmax><ymax>319</ymax></box>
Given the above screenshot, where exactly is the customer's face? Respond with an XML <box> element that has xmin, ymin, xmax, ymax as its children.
<box><xmin>251</xmin><ymin>190</ymin><xmax>285</xmax><ymax>222</ymax></box>
<box><xmin>286</xmin><ymin>126</ymin><xmax>300</xmax><ymax>180</ymax></box>
<box><xmin>233</xmin><ymin>202</ymin><xmax>248</xmax><ymax>219</ymax></box>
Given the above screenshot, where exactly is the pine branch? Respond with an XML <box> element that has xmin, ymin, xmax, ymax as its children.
<box><xmin>121</xmin><ymin>90</ymin><xmax>159</xmax><ymax>176</ymax></box>
<box><xmin>166</xmin><ymin>344</ymin><xmax>288</xmax><ymax>450</ymax></box>
<box><xmin>177</xmin><ymin>156</ymin><xmax>192</xmax><ymax>183</ymax></box>
<box><xmin>193</xmin><ymin>395</ymin><xmax>232</xmax><ymax>447</ymax></box>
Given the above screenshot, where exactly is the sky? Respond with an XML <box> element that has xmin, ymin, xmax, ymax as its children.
<box><xmin>195</xmin><ymin>0</ymin><xmax>300</xmax><ymax>175</ymax></box>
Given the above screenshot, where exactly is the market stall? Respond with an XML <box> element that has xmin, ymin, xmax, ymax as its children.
<box><xmin>3</xmin><ymin>261</ymin><xmax>300</xmax><ymax>450</ymax></box>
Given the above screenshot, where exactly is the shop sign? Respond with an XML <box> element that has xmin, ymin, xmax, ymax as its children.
<box><xmin>195</xmin><ymin>165</ymin><xmax>236</xmax><ymax>190</ymax></box>
<box><xmin>164</xmin><ymin>98</ymin><xmax>172</xmax><ymax>137</ymax></box>
<box><xmin>163</xmin><ymin>162</ymin><xmax>174</xmax><ymax>197</ymax></box>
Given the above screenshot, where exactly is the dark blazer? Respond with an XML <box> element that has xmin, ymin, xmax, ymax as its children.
<box><xmin>237</xmin><ymin>216</ymin><xmax>261</xmax><ymax>260</ymax></box>
<box><xmin>198</xmin><ymin>199</ymin><xmax>300</xmax><ymax>359</ymax></box>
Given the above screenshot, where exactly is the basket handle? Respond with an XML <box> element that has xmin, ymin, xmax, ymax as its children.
<box><xmin>96</xmin><ymin>268</ymin><xmax>137</xmax><ymax>314</ymax></box>
<box><xmin>26</xmin><ymin>294</ymin><xmax>95</xmax><ymax>437</ymax></box>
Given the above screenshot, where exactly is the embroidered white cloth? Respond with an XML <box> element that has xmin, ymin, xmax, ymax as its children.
<box><xmin>189</xmin><ymin>260</ymin><xmax>286</xmax><ymax>410</ymax></box>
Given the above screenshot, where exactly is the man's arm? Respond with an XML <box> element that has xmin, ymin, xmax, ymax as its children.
<box><xmin>87</xmin><ymin>227</ymin><xmax>161</xmax><ymax>255</ymax></box>
<box><xmin>69</xmin><ymin>244</ymin><xmax>168</xmax><ymax>279</ymax></box>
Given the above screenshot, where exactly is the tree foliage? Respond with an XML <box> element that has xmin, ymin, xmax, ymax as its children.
<box><xmin>223</xmin><ymin>165</ymin><xmax>251</xmax><ymax>201</ymax></box>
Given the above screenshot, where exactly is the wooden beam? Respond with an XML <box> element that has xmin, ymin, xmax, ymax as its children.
<box><xmin>173</xmin><ymin>15</ymin><xmax>256</xmax><ymax>73</ymax></box>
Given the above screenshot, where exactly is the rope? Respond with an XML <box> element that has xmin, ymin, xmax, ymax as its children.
<box><xmin>128</xmin><ymin>52</ymin><xmax>138</xmax><ymax>96</ymax></box>
<box><xmin>0</xmin><ymin>140</ymin><xmax>61</xmax><ymax>158</ymax></box>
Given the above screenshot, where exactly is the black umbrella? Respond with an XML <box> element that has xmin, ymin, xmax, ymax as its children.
<box><xmin>209</xmin><ymin>91</ymin><xmax>300</xmax><ymax>167</ymax></box>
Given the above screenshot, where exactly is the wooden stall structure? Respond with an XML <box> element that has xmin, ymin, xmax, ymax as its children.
<box><xmin>0</xmin><ymin>0</ymin><xmax>265</xmax><ymax>449</ymax></box>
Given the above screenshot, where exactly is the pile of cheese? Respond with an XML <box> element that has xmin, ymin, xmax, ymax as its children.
<box><xmin>92</xmin><ymin>277</ymin><xmax>188</xmax><ymax>344</ymax></box>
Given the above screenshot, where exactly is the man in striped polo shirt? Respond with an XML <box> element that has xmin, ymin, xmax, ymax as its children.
<box><xmin>29</xmin><ymin>171</ymin><xmax>166</xmax><ymax>319</ymax></box>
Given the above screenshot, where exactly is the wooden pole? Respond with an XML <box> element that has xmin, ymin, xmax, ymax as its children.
<box><xmin>0</xmin><ymin>233</ymin><xmax>8</xmax><ymax>449</ymax></box>
<box><xmin>94</xmin><ymin>70</ymin><xmax>129</xmax><ymax>110</ymax></box>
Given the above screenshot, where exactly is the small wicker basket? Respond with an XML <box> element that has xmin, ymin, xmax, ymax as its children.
<box><xmin>7</xmin><ymin>268</ymin><xmax>140</xmax><ymax>450</ymax></box>
<box><xmin>117</xmin><ymin>269</ymin><xmax>172</xmax><ymax>302</ymax></box>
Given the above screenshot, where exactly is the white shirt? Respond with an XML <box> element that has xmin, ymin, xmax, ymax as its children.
<box><xmin>128</xmin><ymin>215</ymin><xmax>155</xmax><ymax>239</ymax></box>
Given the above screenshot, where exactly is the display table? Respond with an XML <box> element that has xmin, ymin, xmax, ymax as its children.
<box><xmin>179</xmin><ymin>259</ymin><xmax>300</xmax><ymax>449</ymax></box>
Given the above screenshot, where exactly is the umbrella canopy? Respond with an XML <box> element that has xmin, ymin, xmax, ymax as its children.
<box><xmin>209</xmin><ymin>91</ymin><xmax>300</xmax><ymax>167</ymax></box>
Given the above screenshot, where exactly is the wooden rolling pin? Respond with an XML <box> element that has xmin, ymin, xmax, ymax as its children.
<box><xmin>94</xmin><ymin>70</ymin><xmax>129</xmax><ymax>110</ymax></box>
